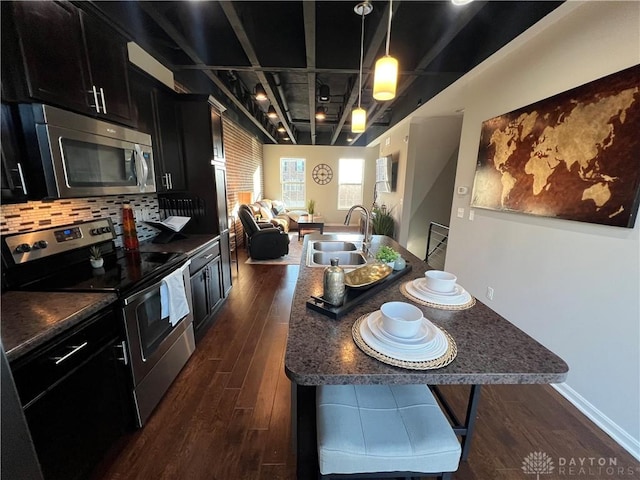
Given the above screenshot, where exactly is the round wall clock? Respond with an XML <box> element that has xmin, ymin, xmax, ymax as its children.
<box><xmin>312</xmin><ymin>163</ymin><xmax>333</xmax><ymax>185</ymax></box>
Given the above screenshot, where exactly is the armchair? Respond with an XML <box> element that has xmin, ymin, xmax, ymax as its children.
<box><xmin>238</xmin><ymin>205</ymin><xmax>290</xmax><ymax>260</ymax></box>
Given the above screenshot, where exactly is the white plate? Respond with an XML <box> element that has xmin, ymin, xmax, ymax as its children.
<box><xmin>367</xmin><ymin>311</ymin><xmax>436</xmax><ymax>349</ymax></box>
<box><xmin>413</xmin><ymin>278</ymin><xmax>463</xmax><ymax>297</ymax></box>
<box><xmin>405</xmin><ymin>281</ymin><xmax>472</xmax><ymax>306</ymax></box>
<box><xmin>359</xmin><ymin>316</ymin><xmax>449</xmax><ymax>362</ymax></box>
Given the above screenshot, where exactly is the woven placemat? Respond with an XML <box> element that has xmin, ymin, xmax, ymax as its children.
<box><xmin>352</xmin><ymin>314</ymin><xmax>457</xmax><ymax>370</ymax></box>
<box><xmin>400</xmin><ymin>281</ymin><xmax>476</xmax><ymax>310</ymax></box>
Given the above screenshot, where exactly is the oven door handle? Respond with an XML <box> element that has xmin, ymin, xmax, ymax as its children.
<box><xmin>123</xmin><ymin>259</ymin><xmax>191</xmax><ymax>306</ymax></box>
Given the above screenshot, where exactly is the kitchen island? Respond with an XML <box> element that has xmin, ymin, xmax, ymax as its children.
<box><xmin>285</xmin><ymin>233</ymin><xmax>569</xmax><ymax>478</ymax></box>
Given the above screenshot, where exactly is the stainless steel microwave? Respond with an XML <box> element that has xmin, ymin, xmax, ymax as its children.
<box><xmin>18</xmin><ymin>104</ymin><xmax>155</xmax><ymax>198</ymax></box>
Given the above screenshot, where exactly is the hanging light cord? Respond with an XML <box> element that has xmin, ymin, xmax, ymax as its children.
<box><xmin>358</xmin><ymin>7</ymin><xmax>365</xmax><ymax>108</ymax></box>
<box><xmin>385</xmin><ymin>0</ymin><xmax>393</xmax><ymax>56</ymax></box>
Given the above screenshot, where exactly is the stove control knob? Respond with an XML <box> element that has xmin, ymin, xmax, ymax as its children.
<box><xmin>90</xmin><ymin>228</ymin><xmax>100</xmax><ymax>235</ymax></box>
<box><xmin>100</xmin><ymin>226</ymin><xmax>111</xmax><ymax>234</ymax></box>
<box><xmin>15</xmin><ymin>243</ymin><xmax>31</xmax><ymax>253</ymax></box>
<box><xmin>32</xmin><ymin>240</ymin><xmax>48</xmax><ymax>250</ymax></box>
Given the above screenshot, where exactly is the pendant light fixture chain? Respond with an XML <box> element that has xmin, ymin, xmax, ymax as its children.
<box><xmin>354</xmin><ymin>2</ymin><xmax>372</xmax><ymax>108</ymax></box>
<box><xmin>385</xmin><ymin>0</ymin><xmax>393</xmax><ymax>56</ymax></box>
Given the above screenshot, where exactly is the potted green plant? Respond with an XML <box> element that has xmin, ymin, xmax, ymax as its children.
<box><xmin>375</xmin><ymin>245</ymin><xmax>399</xmax><ymax>268</ymax></box>
<box><xmin>371</xmin><ymin>206</ymin><xmax>395</xmax><ymax>237</ymax></box>
<box><xmin>307</xmin><ymin>199</ymin><xmax>316</xmax><ymax>220</ymax></box>
<box><xmin>89</xmin><ymin>246</ymin><xmax>104</xmax><ymax>268</ymax></box>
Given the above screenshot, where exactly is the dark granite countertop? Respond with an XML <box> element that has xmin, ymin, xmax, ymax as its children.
<box><xmin>1</xmin><ymin>291</ymin><xmax>118</xmax><ymax>361</ymax></box>
<box><xmin>1</xmin><ymin>235</ymin><xmax>216</xmax><ymax>364</ymax></box>
<box><xmin>284</xmin><ymin>233</ymin><xmax>569</xmax><ymax>386</ymax></box>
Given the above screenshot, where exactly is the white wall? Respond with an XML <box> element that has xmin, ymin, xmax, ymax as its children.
<box><xmin>435</xmin><ymin>1</ymin><xmax>639</xmax><ymax>457</ymax></box>
<box><xmin>262</xmin><ymin>144</ymin><xmax>378</xmax><ymax>224</ymax></box>
<box><xmin>376</xmin><ymin>123</ymin><xmax>411</xmax><ymax>234</ymax></box>
<box><xmin>402</xmin><ymin>117</ymin><xmax>462</xmax><ymax>258</ymax></box>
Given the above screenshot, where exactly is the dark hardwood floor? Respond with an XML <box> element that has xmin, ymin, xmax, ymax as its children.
<box><xmin>92</xmin><ymin>247</ymin><xmax>638</xmax><ymax>480</ymax></box>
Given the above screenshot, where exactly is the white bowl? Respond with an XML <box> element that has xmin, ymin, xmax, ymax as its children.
<box><xmin>380</xmin><ymin>301</ymin><xmax>424</xmax><ymax>338</ymax></box>
<box><xmin>424</xmin><ymin>270</ymin><xmax>457</xmax><ymax>293</ymax></box>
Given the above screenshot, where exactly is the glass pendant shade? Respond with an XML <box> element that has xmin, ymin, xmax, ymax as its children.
<box><xmin>351</xmin><ymin>107</ymin><xmax>366</xmax><ymax>133</ymax></box>
<box><xmin>373</xmin><ymin>55</ymin><xmax>398</xmax><ymax>101</ymax></box>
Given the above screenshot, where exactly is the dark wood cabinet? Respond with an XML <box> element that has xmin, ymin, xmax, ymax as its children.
<box><xmin>210</xmin><ymin>108</ymin><xmax>225</xmax><ymax>161</ymax></box>
<box><xmin>189</xmin><ymin>241</ymin><xmax>224</xmax><ymax>339</ymax></box>
<box><xmin>79</xmin><ymin>11</ymin><xmax>133</xmax><ymax>125</ymax></box>
<box><xmin>5</xmin><ymin>1</ymin><xmax>133</xmax><ymax>126</ymax></box>
<box><xmin>129</xmin><ymin>67</ymin><xmax>186</xmax><ymax>193</ymax></box>
<box><xmin>152</xmin><ymin>88</ymin><xmax>186</xmax><ymax>192</ymax></box>
<box><xmin>1</xmin><ymin>103</ymin><xmax>28</xmax><ymax>203</ymax></box>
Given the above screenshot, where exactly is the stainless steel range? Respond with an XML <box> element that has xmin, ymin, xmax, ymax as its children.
<box><xmin>2</xmin><ymin>218</ymin><xmax>195</xmax><ymax>426</ymax></box>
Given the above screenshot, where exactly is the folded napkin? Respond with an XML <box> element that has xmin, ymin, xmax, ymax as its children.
<box><xmin>160</xmin><ymin>261</ymin><xmax>191</xmax><ymax>326</ymax></box>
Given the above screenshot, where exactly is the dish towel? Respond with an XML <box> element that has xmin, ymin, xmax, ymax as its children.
<box><xmin>160</xmin><ymin>260</ymin><xmax>191</xmax><ymax>327</ymax></box>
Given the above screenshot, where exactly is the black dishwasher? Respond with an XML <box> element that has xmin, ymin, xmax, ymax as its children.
<box><xmin>10</xmin><ymin>307</ymin><xmax>133</xmax><ymax>480</ymax></box>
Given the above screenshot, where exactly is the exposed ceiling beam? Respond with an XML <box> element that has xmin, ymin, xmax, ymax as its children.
<box><xmin>351</xmin><ymin>1</ymin><xmax>484</xmax><ymax>144</ymax></box>
<box><xmin>138</xmin><ymin>3</ymin><xmax>277</xmax><ymax>143</ymax></box>
<box><xmin>330</xmin><ymin>0</ymin><xmax>400</xmax><ymax>145</ymax></box>
<box><xmin>173</xmin><ymin>65</ymin><xmax>460</xmax><ymax>77</ymax></box>
<box><xmin>220</xmin><ymin>2</ymin><xmax>297</xmax><ymax>144</ymax></box>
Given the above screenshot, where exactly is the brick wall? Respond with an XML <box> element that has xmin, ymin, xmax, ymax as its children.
<box><xmin>222</xmin><ymin>116</ymin><xmax>264</xmax><ymax>246</ymax></box>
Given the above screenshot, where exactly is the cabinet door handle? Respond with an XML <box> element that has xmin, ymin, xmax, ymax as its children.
<box><xmin>162</xmin><ymin>173</ymin><xmax>169</xmax><ymax>188</ymax></box>
<box><xmin>16</xmin><ymin>162</ymin><xmax>27</xmax><ymax>195</ymax></box>
<box><xmin>99</xmin><ymin>87</ymin><xmax>107</xmax><ymax>114</ymax></box>
<box><xmin>51</xmin><ymin>342</ymin><xmax>88</xmax><ymax>365</ymax></box>
<box><xmin>203</xmin><ymin>254</ymin><xmax>214</xmax><ymax>260</ymax></box>
<box><xmin>91</xmin><ymin>86</ymin><xmax>101</xmax><ymax>113</ymax></box>
<box><xmin>116</xmin><ymin>341</ymin><xmax>128</xmax><ymax>365</ymax></box>
<box><xmin>169</xmin><ymin>173</ymin><xmax>173</xmax><ymax>189</ymax></box>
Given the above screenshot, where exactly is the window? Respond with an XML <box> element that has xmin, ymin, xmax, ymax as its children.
<box><xmin>338</xmin><ymin>158</ymin><xmax>364</xmax><ymax>209</ymax></box>
<box><xmin>281</xmin><ymin>158</ymin><xmax>305</xmax><ymax>208</ymax></box>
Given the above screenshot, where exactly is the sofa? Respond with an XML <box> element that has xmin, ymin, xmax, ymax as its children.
<box><xmin>246</xmin><ymin>199</ymin><xmax>309</xmax><ymax>232</ymax></box>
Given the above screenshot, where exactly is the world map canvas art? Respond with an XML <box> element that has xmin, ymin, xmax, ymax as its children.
<box><xmin>471</xmin><ymin>64</ymin><xmax>640</xmax><ymax>228</ymax></box>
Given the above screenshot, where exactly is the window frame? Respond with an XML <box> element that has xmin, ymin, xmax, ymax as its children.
<box><xmin>280</xmin><ymin>157</ymin><xmax>306</xmax><ymax>208</ymax></box>
<box><xmin>337</xmin><ymin>158</ymin><xmax>365</xmax><ymax>210</ymax></box>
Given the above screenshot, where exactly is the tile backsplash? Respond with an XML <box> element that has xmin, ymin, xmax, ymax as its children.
<box><xmin>0</xmin><ymin>195</ymin><xmax>161</xmax><ymax>248</ymax></box>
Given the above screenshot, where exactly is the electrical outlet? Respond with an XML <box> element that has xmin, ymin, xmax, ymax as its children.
<box><xmin>486</xmin><ymin>287</ymin><xmax>494</xmax><ymax>300</ymax></box>
<box><xmin>457</xmin><ymin>208</ymin><xmax>465</xmax><ymax>218</ymax></box>
<box><xmin>469</xmin><ymin>210</ymin><xmax>475</xmax><ymax>221</ymax></box>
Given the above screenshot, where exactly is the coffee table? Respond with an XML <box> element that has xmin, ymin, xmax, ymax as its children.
<box><xmin>297</xmin><ymin>215</ymin><xmax>324</xmax><ymax>240</ymax></box>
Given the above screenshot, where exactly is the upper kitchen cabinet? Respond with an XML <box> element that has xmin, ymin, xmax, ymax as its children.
<box><xmin>210</xmin><ymin>108</ymin><xmax>225</xmax><ymax>162</ymax></box>
<box><xmin>129</xmin><ymin>67</ymin><xmax>186</xmax><ymax>193</ymax></box>
<box><xmin>1</xmin><ymin>103</ymin><xmax>28</xmax><ymax>203</ymax></box>
<box><xmin>3</xmin><ymin>1</ymin><xmax>134</xmax><ymax>127</ymax></box>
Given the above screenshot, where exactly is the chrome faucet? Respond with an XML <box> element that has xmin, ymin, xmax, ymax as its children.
<box><xmin>344</xmin><ymin>204</ymin><xmax>371</xmax><ymax>248</ymax></box>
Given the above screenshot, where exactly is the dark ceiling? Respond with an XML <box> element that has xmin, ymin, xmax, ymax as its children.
<box><xmin>89</xmin><ymin>1</ymin><xmax>562</xmax><ymax>146</ymax></box>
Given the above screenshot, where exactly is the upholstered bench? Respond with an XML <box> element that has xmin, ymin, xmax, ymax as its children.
<box><xmin>316</xmin><ymin>384</ymin><xmax>461</xmax><ymax>479</ymax></box>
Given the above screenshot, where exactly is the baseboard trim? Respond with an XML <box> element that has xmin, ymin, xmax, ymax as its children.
<box><xmin>552</xmin><ymin>383</ymin><xmax>640</xmax><ymax>461</ymax></box>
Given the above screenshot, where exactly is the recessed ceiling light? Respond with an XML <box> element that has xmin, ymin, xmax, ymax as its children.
<box><xmin>451</xmin><ymin>0</ymin><xmax>474</xmax><ymax>5</ymax></box>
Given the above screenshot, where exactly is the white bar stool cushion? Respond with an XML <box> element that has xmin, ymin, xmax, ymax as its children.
<box><xmin>316</xmin><ymin>384</ymin><xmax>461</xmax><ymax>475</ymax></box>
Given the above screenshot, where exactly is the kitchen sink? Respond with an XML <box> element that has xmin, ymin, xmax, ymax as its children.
<box><xmin>311</xmin><ymin>241</ymin><xmax>358</xmax><ymax>252</ymax></box>
<box><xmin>309</xmin><ymin>251</ymin><xmax>367</xmax><ymax>267</ymax></box>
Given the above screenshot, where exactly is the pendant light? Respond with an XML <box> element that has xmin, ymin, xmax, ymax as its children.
<box><xmin>315</xmin><ymin>106</ymin><xmax>327</xmax><ymax>121</ymax></box>
<box><xmin>267</xmin><ymin>104</ymin><xmax>278</xmax><ymax>119</ymax></box>
<box><xmin>254</xmin><ymin>83</ymin><xmax>267</xmax><ymax>101</ymax></box>
<box><xmin>352</xmin><ymin>2</ymin><xmax>371</xmax><ymax>133</ymax></box>
<box><xmin>373</xmin><ymin>0</ymin><xmax>398</xmax><ymax>101</ymax></box>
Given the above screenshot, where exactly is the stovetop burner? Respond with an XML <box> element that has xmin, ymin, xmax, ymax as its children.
<box><xmin>2</xmin><ymin>218</ymin><xmax>187</xmax><ymax>295</ymax></box>
<box><xmin>28</xmin><ymin>250</ymin><xmax>185</xmax><ymax>294</ymax></box>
